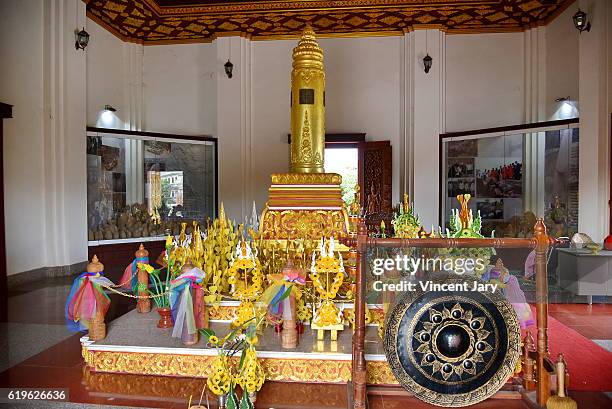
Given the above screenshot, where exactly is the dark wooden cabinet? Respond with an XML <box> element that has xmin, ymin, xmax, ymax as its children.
<box><xmin>0</xmin><ymin>102</ymin><xmax>13</xmax><ymax>319</ymax></box>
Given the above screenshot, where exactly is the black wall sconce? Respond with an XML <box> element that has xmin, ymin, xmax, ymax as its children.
<box><xmin>423</xmin><ymin>54</ymin><xmax>433</xmax><ymax>73</ymax></box>
<box><xmin>224</xmin><ymin>60</ymin><xmax>234</xmax><ymax>79</ymax></box>
<box><xmin>104</xmin><ymin>104</ymin><xmax>117</xmax><ymax>112</ymax></box>
<box><xmin>573</xmin><ymin>9</ymin><xmax>591</xmax><ymax>33</ymax></box>
<box><xmin>75</xmin><ymin>27</ymin><xmax>90</xmax><ymax>50</ymax></box>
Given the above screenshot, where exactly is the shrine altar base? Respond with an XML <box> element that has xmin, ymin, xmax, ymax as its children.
<box><xmin>81</xmin><ymin>303</ymin><xmax>397</xmax><ymax>385</ymax></box>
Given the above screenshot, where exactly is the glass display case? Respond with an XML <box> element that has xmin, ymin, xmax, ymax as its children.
<box><xmin>440</xmin><ymin>119</ymin><xmax>579</xmax><ymax>238</ymax></box>
<box><xmin>86</xmin><ymin>128</ymin><xmax>217</xmax><ymax>243</ymax></box>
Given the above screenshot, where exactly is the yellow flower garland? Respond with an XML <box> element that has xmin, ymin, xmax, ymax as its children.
<box><xmin>236</xmin><ymin>346</ymin><xmax>265</xmax><ymax>393</ymax></box>
<box><xmin>227</xmin><ymin>261</ymin><xmax>263</xmax><ymax>301</ymax></box>
<box><xmin>310</xmin><ymin>270</ymin><xmax>344</xmax><ymax>299</ymax></box>
<box><xmin>313</xmin><ymin>299</ymin><xmax>342</xmax><ymax>326</ymax></box>
<box><xmin>207</xmin><ymin>355</ymin><xmax>231</xmax><ymax>395</ymax></box>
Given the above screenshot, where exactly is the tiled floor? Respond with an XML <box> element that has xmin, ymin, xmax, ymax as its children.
<box><xmin>549</xmin><ymin>303</ymin><xmax>612</xmax><ymax>340</ymax></box>
<box><xmin>1</xmin><ymin>276</ymin><xmax>611</xmax><ymax>409</ymax></box>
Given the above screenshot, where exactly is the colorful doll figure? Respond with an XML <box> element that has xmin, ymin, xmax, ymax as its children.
<box><xmin>119</xmin><ymin>244</ymin><xmax>151</xmax><ymax>313</ymax></box>
<box><xmin>119</xmin><ymin>244</ymin><xmax>150</xmax><ymax>293</ymax></box>
<box><xmin>65</xmin><ymin>255</ymin><xmax>113</xmax><ymax>340</ymax></box>
<box><xmin>261</xmin><ymin>258</ymin><xmax>305</xmax><ymax>349</ymax></box>
<box><xmin>484</xmin><ymin>258</ymin><xmax>534</xmax><ymax>329</ymax></box>
<box><xmin>169</xmin><ymin>262</ymin><xmax>206</xmax><ymax>345</ymax></box>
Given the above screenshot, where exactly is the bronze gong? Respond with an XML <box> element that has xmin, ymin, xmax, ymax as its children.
<box><xmin>383</xmin><ymin>274</ymin><xmax>521</xmax><ymax>407</ymax></box>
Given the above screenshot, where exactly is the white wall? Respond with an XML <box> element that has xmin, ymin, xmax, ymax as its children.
<box><xmin>1</xmin><ymin>2</ymin><xmax>608</xmax><ymax>277</ymax></box>
<box><xmin>143</xmin><ymin>43</ymin><xmax>217</xmax><ymax>136</ymax></box>
<box><xmin>445</xmin><ymin>33</ymin><xmax>525</xmax><ymax>131</ymax></box>
<box><xmin>0</xmin><ymin>0</ymin><xmax>46</xmax><ymax>275</ymax></box>
<box><xmin>578</xmin><ymin>0</ymin><xmax>610</xmax><ymax>240</ymax></box>
<box><xmin>1</xmin><ymin>0</ymin><xmax>87</xmax><ymax>275</ymax></box>
<box><xmin>86</xmin><ymin>21</ymin><xmax>125</xmax><ymax>128</ymax></box>
<box><xmin>546</xmin><ymin>4</ymin><xmax>580</xmax><ymax>119</ymax></box>
<box><xmin>323</xmin><ymin>36</ymin><xmax>402</xmax><ymax>204</ymax></box>
<box><xmin>251</xmin><ymin>40</ymin><xmax>293</xmax><ymax>212</ymax></box>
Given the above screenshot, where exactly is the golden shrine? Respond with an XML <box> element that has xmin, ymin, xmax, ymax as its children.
<box><xmin>260</xmin><ymin>25</ymin><xmax>349</xmax><ymax>241</ymax></box>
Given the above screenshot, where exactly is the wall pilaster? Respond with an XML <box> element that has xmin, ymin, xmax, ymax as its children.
<box><xmin>216</xmin><ymin>36</ymin><xmax>253</xmax><ymax>221</ymax></box>
<box><xmin>42</xmin><ymin>0</ymin><xmax>88</xmax><ymax>267</ymax></box>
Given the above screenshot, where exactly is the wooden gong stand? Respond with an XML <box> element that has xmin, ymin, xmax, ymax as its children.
<box><xmin>344</xmin><ymin>218</ymin><xmax>556</xmax><ymax>409</ymax></box>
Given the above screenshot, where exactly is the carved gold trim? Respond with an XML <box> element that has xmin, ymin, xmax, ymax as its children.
<box><xmin>207</xmin><ymin>306</ymin><xmax>238</xmax><ymax>321</ymax></box>
<box><xmin>367</xmin><ymin>361</ymin><xmax>399</xmax><ymax>385</ymax></box>
<box><xmin>143</xmin><ymin>0</ymin><xmax>459</xmax><ymax>16</ymax></box>
<box><xmin>253</xmin><ymin>30</ymin><xmax>405</xmax><ymax>41</ymax></box>
<box><xmin>260</xmin><ymin>207</ymin><xmax>350</xmax><ymax>239</ymax></box>
<box><xmin>271</xmin><ymin>173</ymin><xmax>342</xmax><ymax>185</ymax></box>
<box><xmin>82</xmin><ymin>347</ymin><xmax>353</xmax><ymax>383</ymax></box>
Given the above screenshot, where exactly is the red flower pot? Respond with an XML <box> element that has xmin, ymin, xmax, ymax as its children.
<box><xmin>157</xmin><ymin>307</ymin><xmax>174</xmax><ymax>328</ymax></box>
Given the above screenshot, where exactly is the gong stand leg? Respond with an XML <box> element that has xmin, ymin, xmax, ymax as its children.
<box><xmin>352</xmin><ymin>218</ymin><xmax>368</xmax><ymax>409</ymax></box>
<box><xmin>522</xmin><ymin>332</ymin><xmax>536</xmax><ymax>391</ymax></box>
<box><xmin>534</xmin><ymin>219</ymin><xmax>551</xmax><ymax>406</ymax></box>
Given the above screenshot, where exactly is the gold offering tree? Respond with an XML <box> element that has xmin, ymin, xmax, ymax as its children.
<box><xmin>310</xmin><ymin>237</ymin><xmax>346</xmax><ymax>340</ymax></box>
<box><xmin>227</xmin><ymin>239</ymin><xmax>264</xmax><ymax>328</ymax></box>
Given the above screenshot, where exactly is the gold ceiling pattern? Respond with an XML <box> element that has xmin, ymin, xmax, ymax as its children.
<box><xmin>85</xmin><ymin>0</ymin><xmax>574</xmax><ymax>44</ymax></box>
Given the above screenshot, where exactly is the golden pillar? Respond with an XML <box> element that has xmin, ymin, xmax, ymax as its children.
<box><xmin>259</xmin><ymin>25</ymin><xmax>349</xmax><ymax>240</ymax></box>
<box><xmin>290</xmin><ymin>25</ymin><xmax>325</xmax><ymax>174</ymax></box>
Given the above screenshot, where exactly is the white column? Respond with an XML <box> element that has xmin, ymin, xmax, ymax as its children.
<box><xmin>523</xmin><ymin>26</ymin><xmax>547</xmax><ymax>218</ymax></box>
<box><xmin>578</xmin><ymin>0</ymin><xmax>610</xmax><ymax>240</ymax></box>
<box><xmin>399</xmin><ymin>31</ymin><xmax>414</xmax><ymax>201</ymax></box>
<box><xmin>122</xmin><ymin>42</ymin><xmax>145</xmax><ymax>204</ymax></box>
<box><xmin>122</xmin><ymin>42</ymin><xmax>144</xmax><ymax>131</ymax></box>
<box><xmin>42</xmin><ymin>0</ymin><xmax>88</xmax><ymax>267</ymax></box>
<box><xmin>406</xmin><ymin>29</ymin><xmax>445</xmax><ymax>228</ymax></box>
<box><xmin>216</xmin><ymin>36</ymin><xmax>252</xmax><ymax>222</ymax></box>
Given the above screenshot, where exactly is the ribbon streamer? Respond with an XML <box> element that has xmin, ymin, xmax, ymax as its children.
<box><xmin>169</xmin><ymin>268</ymin><xmax>206</xmax><ymax>339</ymax></box>
<box><xmin>65</xmin><ymin>272</ymin><xmax>114</xmax><ymax>332</ymax></box>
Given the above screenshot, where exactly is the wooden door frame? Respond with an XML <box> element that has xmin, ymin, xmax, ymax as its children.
<box><xmin>288</xmin><ymin>133</ymin><xmax>392</xmax><ymax>230</ymax></box>
<box><xmin>0</xmin><ymin>102</ymin><xmax>13</xmax><ymax>320</ymax></box>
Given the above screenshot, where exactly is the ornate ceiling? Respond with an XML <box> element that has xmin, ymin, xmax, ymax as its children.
<box><xmin>85</xmin><ymin>0</ymin><xmax>574</xmax><ymax>44</ymax></box>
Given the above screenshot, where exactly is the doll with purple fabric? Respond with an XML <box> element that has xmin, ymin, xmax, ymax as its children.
<box><xmin>485</xmin><ymin>257</ymin><xmax>534</xmax><ymax>328</ymax></box>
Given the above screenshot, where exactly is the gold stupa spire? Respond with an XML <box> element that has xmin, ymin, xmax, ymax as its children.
<box><xmin>290</xmin><ymin>24</ymin><xmax>326</xmax><ymax>173</ymax></box>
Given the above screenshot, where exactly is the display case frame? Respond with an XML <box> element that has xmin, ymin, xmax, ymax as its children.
<box><xmin>86</xmin><ymin>126</ymin><xmax>218</xmax><ymax>247</ymax></box>
<box><xmin>438</xmin><ymin>118</ymin><xmax>580</xmax><ymax>237</ymax></box>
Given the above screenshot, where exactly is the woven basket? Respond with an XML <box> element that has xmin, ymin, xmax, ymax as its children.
<box><xmin>281</xmin><ymin>319</ymin><xmax>298</xmax><ymax>349</ymax></box>
<box><xmin>89</xmin><ymin>311</ymin><xmax>106</xmax><ymax>341</ymax></box>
